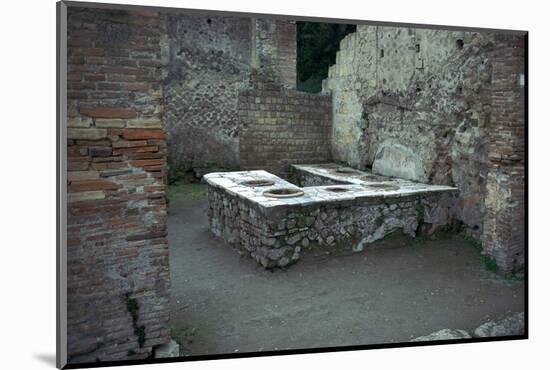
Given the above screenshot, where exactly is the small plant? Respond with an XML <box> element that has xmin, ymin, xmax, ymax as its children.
<box><xmin>167</xmin><ymin>183</ymin><xmax>208</xmax><ymax>203</ymax></box>
<box><xmin>459</xmin><ymin>232</ymin><xmax>503</xmax><ymax>274</ymax></box>
<box><xmin>481</xmin><ymin>254</ymin><xmax>498</xmax><ymax>272</ymax></box>
<box><xmin>415</xmin><ymin>204</ymin><xmax>425</xmax><ymax>224</ymax></box>
<box><xmin>460</xmin><ymin>232</ymin><xmax>482</xmax><ymax>251</ymax></box>
<box><xmin>170</xmin><ymin>326</ymin><xmax>197</xmax><ymax>357</ymax></box>
<box><xmin>125</xmin><ymin>293</ymin><xmax>146</xmax><ymax>348</ymax></box>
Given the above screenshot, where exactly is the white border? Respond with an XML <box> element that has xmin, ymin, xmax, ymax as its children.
<box><xmin>2</xmin><ymin>0</ymin><xmax>547</xmax><ymax>369</ymax></box>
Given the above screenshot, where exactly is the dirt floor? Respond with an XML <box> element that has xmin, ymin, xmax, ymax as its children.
<box><xmin>167</xmin><ymin>185</ymin><xmax>524</xmax><ymax>356</ymax></box>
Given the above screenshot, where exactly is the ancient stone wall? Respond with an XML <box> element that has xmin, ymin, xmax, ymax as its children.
<box><xmin>322</xmin><ymin>26</ymin><xmax>525</xmax><ymax>271</ymax></box>
<box><xmin>162</xmin><ymin>14</ymin><xmax>252</xmax><ymax>181</ymax></box>
<box><xmin>66</xmin><ymin>7</ymin><xmax>170</xmax><ymax>363</ymax></box>
<box><xmin>252</xmin><ymin>18</ymin><xmax>297</xmax><ymax>89</ymax></box>
<box><xmin>323</xmin><ymin>26</ymin><xmax>496</xmax><ymax>234</ymax></box>
<box><xmin>238</xmin><ymin>82</ymin><xmax>332</xmax><ymax>178</ymax></box>
<box><xmin>163</xmin><ymin>16</ymin><xmax>297</xmax><ymax>181</ymax></box>
<box><xmin>481</xmin><ymin>34</ymin><xmax>526</xmax><ymax>272</ymax></box>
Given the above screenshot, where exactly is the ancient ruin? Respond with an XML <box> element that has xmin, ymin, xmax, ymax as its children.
<box><xmin>64</xmin><ymin>4</ymin><xmax>525</xmax><ymax>364</ymax></box>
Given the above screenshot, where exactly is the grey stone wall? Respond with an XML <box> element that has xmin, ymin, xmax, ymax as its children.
<box><xmin>162</xmin><ymin>15</ymin><xmax>297</xmax><ymax>182</ymax></box>
<box><xmin>163</xmin><ymin>14</ymin><xmax>252</xmax><ymax>181</ymax></box>
<box><xmin>322</xmin><ymin>26</ymin><xmax>497</xmax><ymax>236</ymax></box>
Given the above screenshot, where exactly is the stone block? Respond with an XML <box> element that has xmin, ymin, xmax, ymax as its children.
<box><xmin>473</xmin><ymin>312</ymin><xmax>524</xmax><ymax>338</ymax></box>
<box><xmin>126</xmin><ymin>118</ymin><xmax>163</xmax><ymax>129</ymax></box>
<box><xmin>67</xmin><ymin>128</ymin><xmax>108</xmax><ymax>140</ymax></box>
<box><xmin>68</xmin><ymin>190</ymin><xmax>106</xmax><ymax>203</ymax></box>
<box><xmin>154</xmin><ymin>340</ymin><xmax>179</xmax><ymax>359</ymax></box>
<box><xmin>95</xmin><ymin>119</ymin><xmax>126</xmax><ymax>128</ymax></box>
<box><xmin>80</xmin><ymin>107</ymin><xmax>137</xmax><ymax>119</ymax></box>
<box><xmin>68</xmin><ymin>170</ymin><xmax>100</xmax><ymax>181</ymax></box>
<box><xmin>372</xmin><ymin>143</ymin><xmax>426</xmax><ymax>183</ymax></box>
<box><xmin>411</xmin><ymin>329</ymin><xmax>471</xmax><ymax>342</ymax></box>
<box><xmin>67</xmin><ymin>117</ymin><xmax>93</xmax><ymax>128</ymax></box>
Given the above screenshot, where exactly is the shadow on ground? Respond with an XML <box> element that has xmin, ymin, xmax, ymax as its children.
<box><xmin>167</xmin><ymin>192</ymin><xmax>524</xmax><ymax>356</ymax></box>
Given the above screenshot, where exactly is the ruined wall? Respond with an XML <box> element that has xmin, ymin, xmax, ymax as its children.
<box><xmin>322</xmin><ymin>26</ymin><xmax>496</xmax><ymax>235</ymax></box>
<box><xmin>252</xmin><ymin>18</ymin><xmax>297</xmax><ymax>89</ymax></box>
<box><xmin>163</xmin><ymin>16</ymin><xmax>296</xmax><ymax>181</ymax></box>
<box><xmin>238</xmin><ymin>81</ymin><xmax>332</xmax><ymax>178</ymax></box>
<box><xmin>66</xmin><ymin>7</ymin><xmax>170</xmax><ymax>363</ymax></box>
<box><xmin>322</xmin><ymin>26</ymin><xmax>526</xmax><ymax>271</ymax></box>
<box><xmin>163</xmin><ymin>14</ymin><xmax>252</xmax><ymax>181</ymax></box>
<box><xmin>481</xmin><ymin>35</ymin><xmax>526</xmax><ymax>272</ymax></box>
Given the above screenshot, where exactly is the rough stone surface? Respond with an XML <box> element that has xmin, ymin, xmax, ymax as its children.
<box><xmin>411</xmin><ymin>329</ymin><xmax>472</xmax><ymax>342</ymax></box>
<box><xmin>154</xmin><ymin>339</ymin><xmax>180</xmax><ymax>358</ymax></box>
<box><xmin>474</xmin><ymin>312</ymin><xmax>525</xmax><ymax>338</ymax></box>
<box><xmin>372</xmin><ymin>144</ymin><xmax>426</xmax><ymax>182</ymax></box>
<box><xmin>67</xmin><ymin>7</ymin><xmax>171</xmax><ymax>364</ymax></box>
<box><xmin>163</xmin><ymin>14</ymin><xmax>252</xmax><ymax>180</ymax></box>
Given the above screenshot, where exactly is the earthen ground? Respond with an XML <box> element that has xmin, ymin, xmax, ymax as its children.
<box><xmin>168</xmin><ymin>193</ymin><xmax>524</xmax><ymax>356</ymax></box>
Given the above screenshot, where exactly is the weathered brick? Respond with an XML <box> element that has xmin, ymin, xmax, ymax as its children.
<box><xmin>125</xmin><ymin>118</ymin><xmax>162</xmax><ymax>129</ymax></box>
<box><xmin>79</xmin><ymin>107</ymin><xmax>137</xmax><ymax>119</ymax></box>
<box><xmin>69</xmin><ymin>179</ymin><xmax>122</xmax><ymax>192</ymax></box>
<box><xmin>130</xmin><ymin>159</ymin><xmax>164</xmax><ymax>167</ymax></box>
<box><xmin>112</xmin><ymin>140</ymin><xmax>148</xmax><ymax>148</ymax></box>
<box><xmin>89</xmin><ymin>146</ymin><xmax>113</xmax><ymax>157</ymax></box>
<box><xmin>95</xmin><ymin>119</ymin><xmax>126</xmax><ymax>128</ymax></box>
<box><xmin>121</xmin><ymin>129</ymin><xmax>165</xmax><ymax>140</ymax></box>
<box><xmin>113</xmin><ymin>146</ymin><xmax>158</xmax><ymax>155</ymax></box>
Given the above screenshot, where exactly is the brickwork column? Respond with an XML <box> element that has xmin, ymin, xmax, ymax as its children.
<box><xmin>66</xmin><ymin>7</ymin><xmax>171</xmax><ymax>363</ymax></box>
<box><xmin>482</xmin><ymin>34</ymin><xmax>526</xmax><ymax>273</ymax></box>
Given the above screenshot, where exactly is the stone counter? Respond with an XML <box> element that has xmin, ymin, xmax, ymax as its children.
<box><xmin>205</xmin><ymin>169</ymin><xmax>458</xmax><ymax>269</ymax></box>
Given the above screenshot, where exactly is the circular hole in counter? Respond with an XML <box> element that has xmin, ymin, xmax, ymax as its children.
<box><xmin>364</xmin><ymin>183</ymin><xmax>400</xmax><ymax>191</ymax></box>
<box><xmin>263</xmin><ymin>188</ymin><xmax>305</xmax><ymax>198</ymax></box>
<box><xmin>313</xmin><ymin>163</ymin><xmax>340</xmax><ymax>169</ymax></box>
<box><xmin>241</xmin><ymin>179</ymin><xmax>275</xmax><ymax>187</ymax></box>
<box><xmin>333</xmin><ymin>168</ymin><xmax>361</xmax><ymax>175</ymax></box>
<box><xmin>324</xmin><ymin>187</ymin><xmax>351</xmax><ymax>193</ymax></box>
<box><xmin>360</xmin><ymin>174</ymin><xmax>389</xmax><ymax>182</ymax></box>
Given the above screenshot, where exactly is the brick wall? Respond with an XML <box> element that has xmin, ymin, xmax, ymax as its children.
<box><xmin>482</xmin><ymin>34</ymin><xmax>526</xmax><ymax>272</ymax></box>
<box><xmin>66</xmin><ymin>7</ymin><xmax>170</xmax><ymax>363</ymax></box>
<box><xmin>238</xmin><ymin>82</ymin><xmax>332</xmax><ymax>178</ymax></box>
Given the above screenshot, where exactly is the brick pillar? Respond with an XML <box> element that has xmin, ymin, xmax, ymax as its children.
<box><xmin>66</xmin><ymin>7</ymin><xmax>171</xmax><ymax>363</ymax></box>
<box><xmin>252</xmin><ymin>18</ymin><xmax>297</xmax><ymax>88</ymax></box>
<box><xmin>482</xmin><ymin>34</ymin><xmax>526</xmax><ymax>273</ymax></box>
